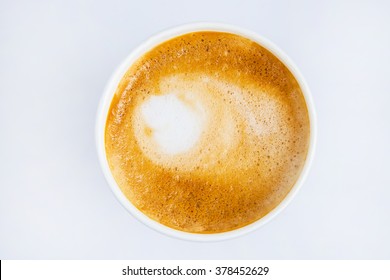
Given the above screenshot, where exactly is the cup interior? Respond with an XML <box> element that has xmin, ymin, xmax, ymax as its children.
<box><xmin>96</xmin><ymin>23</ymin><xmax>317</xmax><ymax>242</ymax></box>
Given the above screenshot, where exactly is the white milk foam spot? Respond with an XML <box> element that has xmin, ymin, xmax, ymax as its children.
<box><xmin>140</xmin><ymin>93</ymin><xmax>205</xmax><ymax>155</ymax></box>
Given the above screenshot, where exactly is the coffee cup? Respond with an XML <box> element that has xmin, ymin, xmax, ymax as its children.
<box><xmin>96</xmin><ymin>23</ymin><xmax>317</xmax><ymax>241</ymax></box>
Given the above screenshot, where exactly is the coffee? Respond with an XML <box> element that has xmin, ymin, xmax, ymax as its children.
<box><xmin>105</xmin><ymin>31</ymin><xmax>310</xmax><ymax>233</ymax></box>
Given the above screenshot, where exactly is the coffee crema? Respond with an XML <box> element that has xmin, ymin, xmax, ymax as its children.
<box><xmin>105</xmin><ymin>31</ymin><xmax>310</xmax><ymax>233</ymax></box>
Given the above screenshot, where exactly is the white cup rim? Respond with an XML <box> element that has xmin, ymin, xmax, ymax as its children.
<box><xmin>96</xmin><ymin>22</ymin><xmax>317</xmax><ymax>242</ymax></box>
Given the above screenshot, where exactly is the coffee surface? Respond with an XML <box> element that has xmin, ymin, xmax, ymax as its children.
<box><xmin>105</xmin><ymin>31</ymin><xmax>310</xmax><ymax>233</ymax></box>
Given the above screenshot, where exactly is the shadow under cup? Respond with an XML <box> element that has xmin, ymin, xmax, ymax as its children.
<box><xmin>96</xmin><ymin>23</ymin><xmax>317</xmax><ymax>242</ymax></box>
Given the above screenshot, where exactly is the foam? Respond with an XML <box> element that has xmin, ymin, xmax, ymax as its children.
<box><xmin>133</xmin><ymin>73</ymin><xmax>287</xmax><ymax>176</ymax></box>
<box><xmin>132</xmin><ymin>74</ymin><xmax>242</xmax><ymax>172</ymax></box>
<box><xmin>105</xmin><ymin>31</ymin><xmax>311</xmax><ymax>233</ymax></box>
<box><xmin>139</xmin><ymin>93</ymin><xmax>205</xmax><ymax>154</ymax></box>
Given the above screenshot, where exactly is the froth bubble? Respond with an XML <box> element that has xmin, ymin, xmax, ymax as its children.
<box><xmin>140</xmin><ymin>93</ymin><xmax>205</xmax><ymax>155</ymax></box>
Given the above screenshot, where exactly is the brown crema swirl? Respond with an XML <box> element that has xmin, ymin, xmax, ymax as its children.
<box><xmin>105</xmin><ymin>31</ymin><xmax>310</xmax><ymax>233</ymax></box>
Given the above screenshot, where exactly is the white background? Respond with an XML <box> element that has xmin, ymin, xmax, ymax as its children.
<box><xmin>0</xmin><ymin>0</ymin><xmax>389</xmax><ymax>259</ymax></box>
